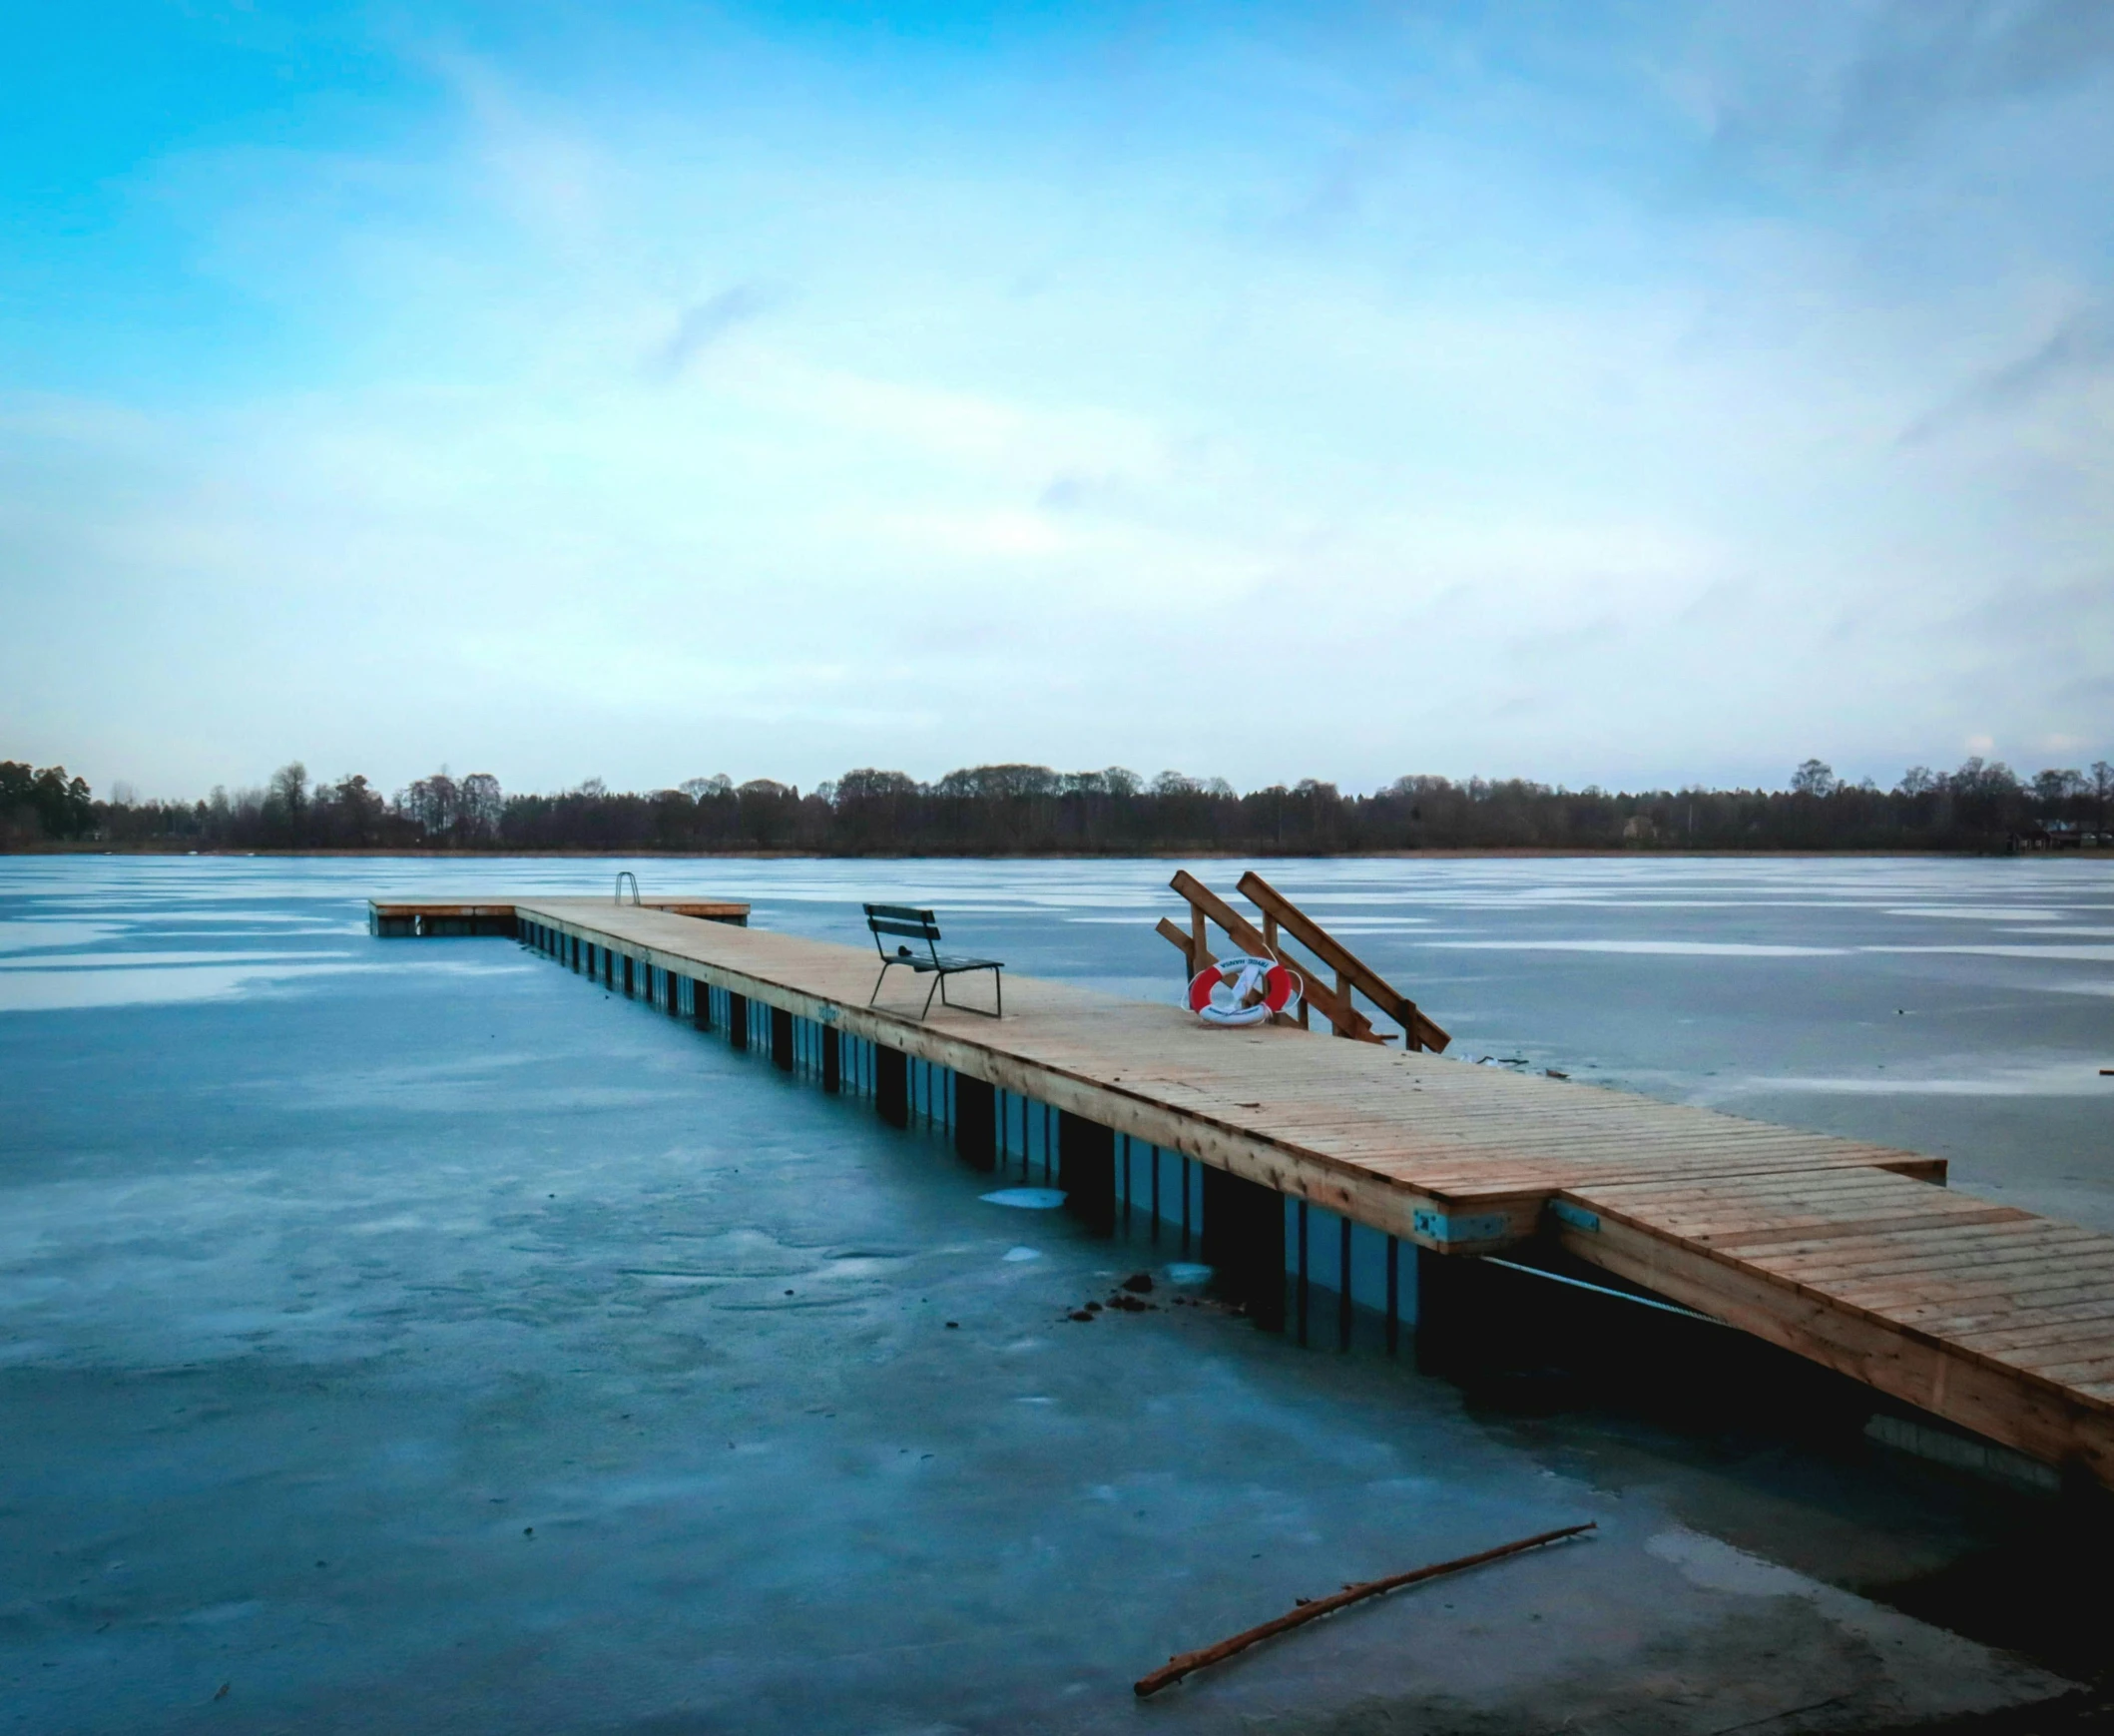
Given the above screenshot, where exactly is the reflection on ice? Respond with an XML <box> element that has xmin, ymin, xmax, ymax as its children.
<box><xmin>1745</xmin><ymin>1063</ymin><xmax>2114</xmax><ymax>1098</ymax></box>
<box><xmin>1883</xmin><ymin>907</ymin><xmax>2071</xmax><ymax>922</ymax></box>
<box><xmin>0</xmin><ymin>920</ymin><xmax>124</xmax><ymax>953</ymax></box>
<box><xmin>0</xmin><ymin>949</ymin><xmax>348</xmax><ymax>970</ymax></box>
<box><xmin>0</xmin><ymin>954</ymin><xmax>528</xmax><ymax>1012</ymax></box>
<box><xmin>0</xmin><ymin>961</ymin><xmax>373</xmax><ymax>1012</ymax></box>
<box><xmin>1867</xmin><ymin>944</ymin><xmax>2114</xmax><ymax>961</ymax></box>
<box><xmin>1425</xmin><ymin>939</ymin><xmax>1846</xmax><ymax>956</ymax></box>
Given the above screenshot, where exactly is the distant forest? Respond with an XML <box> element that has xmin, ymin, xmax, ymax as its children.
<box><xmin>5</xmin><ymin>755</ymin><xmax>2111</xmax><ymax>855</ymax></box>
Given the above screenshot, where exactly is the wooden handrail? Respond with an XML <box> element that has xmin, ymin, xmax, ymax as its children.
<box><xmin>1237</xmin><ymin>869</ymin><xmax>1450</xmax><ymax>1052</ymax></box>
<box><xmin>1165</xmin><ymin>870</ymin><xmax>1382</xmax><ymax>1043</ymax></box>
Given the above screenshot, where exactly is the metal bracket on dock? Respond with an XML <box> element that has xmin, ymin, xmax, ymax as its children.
<box><xmin>1411</xmin><ymin>1208</ymin><xmax>1514</xmax><ymax>1247</ymax></box>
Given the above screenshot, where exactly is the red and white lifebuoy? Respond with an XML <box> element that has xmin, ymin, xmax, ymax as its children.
<box><xmin>1186</xmin><ymin>954</ymin><xmax>1304</xmax><ymax>1027</ymax></box>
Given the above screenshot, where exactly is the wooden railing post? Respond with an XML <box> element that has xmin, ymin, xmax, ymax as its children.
<box><xmin>1396</xmin><ymin>996</ymin><xmax>1423</xmax><ymax>1052</ymax></box>
<box><xmin>1262</xmin><ymin>912</ymin><xmax>1287</xmax><ymax>1026</ymax></box>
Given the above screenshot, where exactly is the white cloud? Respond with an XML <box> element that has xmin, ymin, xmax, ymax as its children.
<box><xmin>2</xmin><ymin>3</ymin><xmax>2110</xmax><ymax>794</ymax></box>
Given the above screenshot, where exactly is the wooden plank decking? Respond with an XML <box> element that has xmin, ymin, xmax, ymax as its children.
<box><xmin>378</xmin><ymin>895</ymin><xmax>2114</xmax><ymax>1489</ymax></box>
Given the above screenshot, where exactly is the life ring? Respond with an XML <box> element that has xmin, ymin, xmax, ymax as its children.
<box><xmin>1187</xmin><ymin>954</ymin><xmax>1304</xmax><ymax>1027</ymax></box>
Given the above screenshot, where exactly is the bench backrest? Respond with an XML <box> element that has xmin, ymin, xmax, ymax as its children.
<box><xmin>865</xmin><ymin>902</ymin><xmax>941</xmax><ymax>961</ymax></box>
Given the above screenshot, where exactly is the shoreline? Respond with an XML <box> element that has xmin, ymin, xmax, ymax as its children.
<box><xmin>0</xmin><ymin>844</ymin><xmax>2058</xmax><ymax>862</ymax></box>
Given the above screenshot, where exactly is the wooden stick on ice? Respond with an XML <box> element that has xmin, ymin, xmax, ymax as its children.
<box><xmin>1134</xmin><ymin>1522</ymin><xmax>1596</xmax><ymax>1698</ymax></box>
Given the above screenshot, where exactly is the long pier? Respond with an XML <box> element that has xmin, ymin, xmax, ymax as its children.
<box><xmin>374</xmin><ymin>893</ymin><xmax>2114</xmax><ymax>1492</ymax></box>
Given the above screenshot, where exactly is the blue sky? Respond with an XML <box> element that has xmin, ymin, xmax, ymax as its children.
<box><xmin>4</xmin><ymin>0</ymin><xmax>2110</xmax><ymax>800</ymax></box>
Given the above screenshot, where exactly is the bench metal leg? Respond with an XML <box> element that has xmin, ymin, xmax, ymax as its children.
<box><xmin>937</xmin><ymin>966</ymin><xmax>1004</xmax><ymax>1019</ymax></box>
<box><xmin>874</xmin><ymin>961</ymin><xmax>1006</xmax><ymax>1021</ymax></box>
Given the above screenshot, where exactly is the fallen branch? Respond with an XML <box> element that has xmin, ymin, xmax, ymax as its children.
<box><xmin>1133</xmin><ymin>1521</ymin><xmax>1596</xmax><ymax>1698</ymax></box>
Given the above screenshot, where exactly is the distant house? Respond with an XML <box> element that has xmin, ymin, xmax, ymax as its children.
<box><xmin>2012</xmin><ymin>821</ymin><xmax>2106</xmax><ymax>852</ymax></box>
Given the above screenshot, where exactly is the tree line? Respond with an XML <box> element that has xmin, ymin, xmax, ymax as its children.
<box><xmin>6</xmin><ymin>754</ymin><xmax>2111</xmax><ymax>854</ymax></box>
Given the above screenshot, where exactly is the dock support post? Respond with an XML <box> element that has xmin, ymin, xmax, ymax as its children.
<box><xmin>954</xmin><ymin>1076</ymin><xmax>996</xmax><ymax>1171</ymax></box>
<box><xmin>1296</xmin><ymin>1200</ymin><xmax>1310</xmax><ymax>1346</ymax></box>
<box><xmin>1202</xmin><ymin>1166</ymin><xmax>1287</xmax><ymax>1331</ymax></box>
<box><xmin>669</xmin><ymin>972</ymin><xmax>684</xmax><ymax>1018</ymax></box>
<box><xmin>1415</xmin><ymin>1250</ymin><xmax>1470</xmax><ymax>1377</ymax></box>
<box><xmin>1057</xmin><ymin>1111</ymin><xmax>1115</xmax><ymax>1232</ymax></box>
<box><xmin>623</xmin><ymin>955</ymin><xmax>634</xmax><ymax>997</ymax></box>
<box><xmin>1339</xmin><ymin>1218</ymin><xmax>1354</xmax><ymax>1350</ymax></box>
<box><xmin>728</xmin><ymin>992</ymin><xmax>749</xmax><ymax>1051</ymax></box>
<box><xmin>876</xmin><ymin>1045</ymin><xmax>908</xmax><ymax>1127</ymax></box>
<box><xmin>693</xmin><ymin>979</ymin><xmax>712</xmax><ymax>1031</ymax></box>
<box><xmin>771</xmin><ymin>1006</ymin><xmax>794</xmax><ymax>1070</ymax></box>
<box><xmin>1386</xmin><ymin>1237</ymin><xmax>1400</xmax><ymax>1355</ymax></box>
<box><xmin>821</xmin><ymin>1027</ymin><xmax>840</xmax><ymax>1094</ymax></box>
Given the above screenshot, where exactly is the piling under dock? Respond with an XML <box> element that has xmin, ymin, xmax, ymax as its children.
<box><xmin>377</xmin><ymin>894</ymin><xmax>2114</xmax><ymax>1491</ymax></box>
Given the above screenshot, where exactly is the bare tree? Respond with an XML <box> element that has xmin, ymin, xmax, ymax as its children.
<box><xmin>401</xmin><ymin>772</ymin><xmax>460</xmax><ymax>842</ymax></box>
<box><xmin>330</xmin><ymin>774</ymin><xmax>384</xmax><ymax>847</ymax></box>
<box><xmin>2032</xmin><ymin>768</ymin><xmax>2084</xmax><ymax>806</ymax></box>
<box><xmin>459</xmin><ymin>774</ymin><xmax>504</xmax><ymax>843</ymax></box>
<box><xmin>267</xmin><ymin>762</ymin><xmax>308</xmax><ymax>843</ymax></box>
<box><xmin>1791</xmin><ymin>759</ymin><xmax>1837</xmax><ymax>797</ymax></box>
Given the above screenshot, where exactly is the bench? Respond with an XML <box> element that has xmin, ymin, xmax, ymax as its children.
<box><xmin>864</xmin><ymin>903</ymin><xmax>1004</xmax><ymax>1019</ymax></box>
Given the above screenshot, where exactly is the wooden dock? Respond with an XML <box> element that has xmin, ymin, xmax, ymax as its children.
<box><xmin>373</xmin><ymin>893</ymin><xmax>2114</xmax><ymax>1491</ymax></box>
<box><xmin>367</xmin><ymin>896</ymin><xmax>749</xmax><ymax>937</ymax></box>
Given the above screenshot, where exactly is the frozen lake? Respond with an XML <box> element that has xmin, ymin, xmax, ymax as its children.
<box><xmin>2</xmin><ymin>854</ymin><xmax>2108</xmax><ymax>1731</ymax></box>
<box><xmin>10</xmin><ymin>853</ymin><xmax>2107</xmax><ymax>1224</ymax></box>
